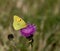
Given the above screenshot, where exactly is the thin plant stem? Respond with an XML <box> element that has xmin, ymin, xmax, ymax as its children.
<box><xmin>30</xmin><ymin>39</ymin><xmax>33</xmax><ymax>51</ymax></box>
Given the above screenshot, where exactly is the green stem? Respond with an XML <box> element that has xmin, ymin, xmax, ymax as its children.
<box><xmin>30</xmin><ymin>39</ymin><xmax>33</xmax><ymax>51</ymax></box>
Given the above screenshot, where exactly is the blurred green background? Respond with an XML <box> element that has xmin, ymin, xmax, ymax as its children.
<box><xmin>0</xmin><ymin>0</ymin><xmax>60</xmax><ymax>51</ymax></box>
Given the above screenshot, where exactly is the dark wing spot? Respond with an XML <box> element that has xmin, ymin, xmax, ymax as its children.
<box><xmin>20</xmin><ymin>19</ymin><xmax>21</xmax><ymax>21</ymax></box>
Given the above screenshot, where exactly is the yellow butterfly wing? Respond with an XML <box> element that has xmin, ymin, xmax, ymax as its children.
<box><xmin>13</xmin><ymin>15</ymin><xmax>27</xmax><ymax>30</ymax></box>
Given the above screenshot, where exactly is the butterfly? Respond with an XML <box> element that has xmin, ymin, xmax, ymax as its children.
<box><xmin>13</xmin><ymin>15</ymin><xmax>27</xmax><ymax>30</ymax></box>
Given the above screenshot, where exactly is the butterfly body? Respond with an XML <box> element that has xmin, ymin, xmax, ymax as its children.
<box><xmin>13</xmin><ymin>15</ymin><xmax>27</xmax><ymax>30</ymax></box>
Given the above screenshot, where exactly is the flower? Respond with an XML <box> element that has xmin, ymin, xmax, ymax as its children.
<box><xmin>20</xmin><ymin>24</ymin><xmax>36</xmax><ymax>38</ymax></box>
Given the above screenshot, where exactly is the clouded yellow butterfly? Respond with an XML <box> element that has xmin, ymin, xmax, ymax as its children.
<box><xmin>13</xmin><ymin>15</ymin><xmax>27</xmax><ymax>30</ymax></box>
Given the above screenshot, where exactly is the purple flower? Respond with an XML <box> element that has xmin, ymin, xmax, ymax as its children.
<box><xmin>20</xmin><ymin>24</ymin><xmax>36</xmax><ymax>37</ymax></box>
